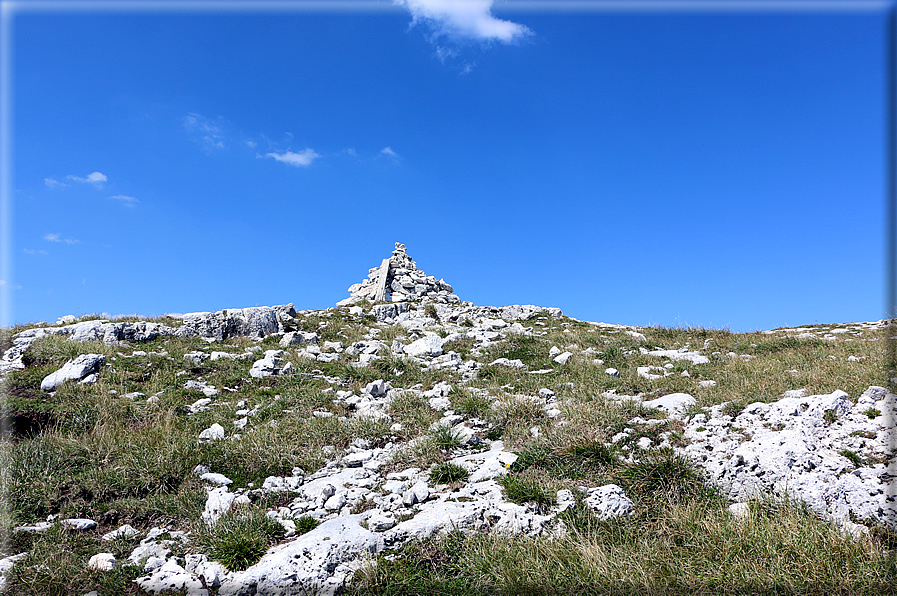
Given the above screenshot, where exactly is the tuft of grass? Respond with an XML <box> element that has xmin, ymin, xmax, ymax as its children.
<box><xmin>824</xmin><ymin>409</ymin><xmax>838</xmax><ymax>425</ymax></box>
<box><xmin>497</xmin><ymin>473</ymin><xmax>555</xmax><ymax>510</ymax></box>
<box><xmin>450</xmin><ymin>391</ymin><xmax>491</xmax><ymax>419</ymax></box>
<box><xmin>295</xmin><ymin>514</ymin><xmax>320</xmax><ymax>535</ymax></box>
<box><xmin>864</xmin><ymin>407</ymin><xmax>881</xmax><ymax>419</ymax></box>
<box><xmin>429</xmin><ymin>462</ymin><xmax>470</xmax><ymax>484</ymax></box>
<box><xmin>839</xmin><ymin>449</ymin><xmax>864</xmax><ymax>467</ymax></box>
<box><xmin>430</xmin><ymin>425</ymin><xmax>464</xmax><ymax>451</ymax></box>
<box><xmin>194</xmin><ymin>505</ymin><xmax>285</xmax><ymax>571</ymax></box>
<box><xmin>618</xmin><ymin>447</ymin><xmax>704</xmax><ymax>501</ymax></box>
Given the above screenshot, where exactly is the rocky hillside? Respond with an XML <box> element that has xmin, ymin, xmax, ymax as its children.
<box><xmin>1</xmin><ymin>245</ymin><xmax>895</xmax><ymax>595</ymax></box>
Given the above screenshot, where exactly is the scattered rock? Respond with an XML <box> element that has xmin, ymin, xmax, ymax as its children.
<box><xmin>198</xmin><ymin>423</ymin><xmax>225</xmax><ymax>442</ymax></box>
<box><xmin>61</xmin><ymin>518</ymin><xmax>97</xmax><ymax>531</ymax></box>
<box><xmin>87</xmin><ymin>553</ymin><xmax>117</xmax><ymax>571</ymax></box>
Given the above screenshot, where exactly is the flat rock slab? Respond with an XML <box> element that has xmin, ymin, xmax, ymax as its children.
<box><xmin>41</xmin><ymin>354</ymin><xmax>106</xmax><ymax>392</ymax></box>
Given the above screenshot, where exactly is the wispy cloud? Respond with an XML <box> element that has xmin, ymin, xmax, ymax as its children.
<box><xmin>245</xmin><ymin>139</ymin><xmax>258</xmax><ymax>149</ymax></box>
<box><xmin>109</xmin><ymin>194</ymin><xmax>139</xmax><ymax>207</ymax></box>
<box><xmin>43</xmin><ymin>233</ymin><xmax>79</xmax><ymax>245</ymax></box>
<box><xmin>262</xmin><ymin>149</ymin><xmax>320</xmax><ymax>167</ymax></box>
<box><xmin>0</xmin><ymin>280</ymin><xmax>22</xmax><ymax>290</ymax></box>
<box><xmin>67</xmin><ymin>171</ymin><xmax>107</xmax><ymax>186</ymax></box>
<box><xmin>343</xmin><ymin>147</ymin><xmax>358</xmax><ymax>156</ymax></box>
<box><xmin>44</xmin><ymin>177</ymin><xmax>68</xmax><ymax>189</ymax></box>
<box><xmin>184</xmin><ymin>112</ymin><xmax>226</xmax><ymax>152</ymax></box>
<box><xmin>395</xmin><ymin>0</ymin><xmax>532</xmax><ymax>48</ymax></box>
<box><xmin>23</xmin><ymin>248</ymin><xmax>49</xmax><ymax>255</ymax></box>
<box><xmin>380</xmin><ymin>146</ymin><xmax>402</xmax><ymax>162</ymax></box>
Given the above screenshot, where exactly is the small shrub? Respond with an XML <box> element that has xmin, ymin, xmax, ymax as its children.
<box><xmin>429</xmin><ymin>462</ymin><xmax>469</xmax><ymax>484</ymax></box>
<box><xmin>424</xmin><ymin>304</ymin><xmax>438</xmax><ymax>320</ymax></box>
<box><xmin>864</xmin><ymin>408</ymin><xmax>881</xmax><ymax>419</ymax></box>
<box><xmin>824</xmin><ymin>410</ymin><xmax>838</xmax><ymax>425</ymax></box>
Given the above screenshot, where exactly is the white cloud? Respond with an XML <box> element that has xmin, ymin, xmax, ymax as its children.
<box><xmin>395</xmin><ymin>0</ymin><xmax>532</xmax><ymax>44</ymax></box>
<box><xmin>67</xmin><ymin>171</ymin><xmax>108</xmax><ymax>186</ymax></box>
<box><xmin>0</xmin><ymin>279</ymin><xmax>22</xmax><ymax>290</ymax></box>
<box><xmin>343</xmin><ymin>147</ymin><xmax>358</xmax><ymax>156</ymax></box>
<box><xmin>184</xmin><ymin>113</ymin><xmax>226</xmax><ymax>152</ymax></box>
<box><xmin>109</xmin><ymin>194</ymin><xmax>139</xmax><ymax>207</ymax></box>
<box><xmin>23</xmin><ymin>248</ymin><xmax>49</xmax><ymax>255</ymax></box>
<box><xmin>44</xmin><ymin>178</ymin><xmax>67</xmax><ymax>188</ymax></box>
<box><xmin>245</xmin><ymin>140</ymin><xmax>258</xmax><ymax>149</ymax></box>
<box><xmin>262</xmin><ymin>149</ymin><xmax>320</xmax><ymax>167</ymax></box>
<box><xmin>43</xmin><ymin>233</ymin><xmax>79</xmax><ymax>245</ymax></box>
<box><xmin>380</xmin><ymin>146</ymin><xmax>399</xmax><ymax>158</ymax></box>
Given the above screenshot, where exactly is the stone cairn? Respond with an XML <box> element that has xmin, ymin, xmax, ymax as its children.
<box><xmin>338</xmin><ymin>243</ymin><xmax>460</xmax><ymax>306</ymax></box>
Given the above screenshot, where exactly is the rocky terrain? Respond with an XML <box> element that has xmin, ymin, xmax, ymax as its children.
<box><xmin>1</xmin><ymin>244</ymin><xmax>895</xmax><ymax>595</ymax></box>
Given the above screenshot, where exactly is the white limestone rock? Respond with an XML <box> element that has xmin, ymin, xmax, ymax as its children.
<box><xmin>198</xmin><ymin>423</ymin><xmax>225</xmax><ymax>442</ymax></box>
<box><xmin>280</xmin><ymin>331</ymin><xmax>318</xmax><ymax>347</ymax></box>
<box><xmin>217</xmin><ymin>515</ymin><xmax>384</xmax><ymax>596</ymax></box>
<box><xmin>581</xmin><ymin>485</ymin><xmax>634</xmax><ymax>520</ymax></box>
<box><xmin>404</xmin><ymin>335</ymin><xmax>444</xmax><ymax>358</ymax></box>
<box><xmin>40</xmin><ymin>354</ymin><xmax>106</xmax><ymax>392</ymax></box>
<box><xmin>684</xmin><ymin>386</ymin><xmax>897</xmax><ymax>529</ymax></box>
<box><xmin>0</xmin><ymin>553</ymin><xmax>28</xmax><ymax>591</ymax></box>
<box><xmin>87</xmin><ymin>553</ymin><xmax>117</xmax><ymax>571</ymax></box>
<box><xmin>553</xmin><ymin>351</ymin><xmax>573</xmax><ymax>365</ymax></box>
<box><xmin>642</xmin><ymin>393</ymin><xmax>696</xmax><ymax>416</ymax></box>
<box><xmin>102</xmin><ymin>524</ymin><xmax>140</xmax><ymax>541</ymax></box>
<box><xmin>184</xmin><ymin>380</ymin><xmax>218</xmax><ymax>397</ymax></box>
<box><xmin>200</xmin><ymin>473</ymin><xmax>233</xmax><ymax>487</ymax></box>
<box><xmin>250</xmin><ymin>350</ymin><xmax>291</xmax><ymax>378</ymax></box>
<box><xmin>489</xmin><ymin>358</ymin><xmax>526</xmax><ymax>369</ymax></box>
<box><xmin>60</xmin><ymin>518</ymin><xmax>97</xmax><ymax>531</ymax></box>
<box><xmin>202</xmin><ymin>487</ymin><xmax>238</xmax><ymax>526</ymax></box>
<box><xmin>648</xmin><ymin>348</ymin><xmax>710</xmax><ymax>365</ymax></box>
<box><xmin>134</xmin><ymin>558</ymin><xmax>208</xmax><ymax>596</ymax></box>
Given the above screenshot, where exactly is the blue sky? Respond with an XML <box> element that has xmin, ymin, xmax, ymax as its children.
<box><xmin>2</xmin><ymin>0</ymin><xmax>888</xmax><ymax>332</ymax></box>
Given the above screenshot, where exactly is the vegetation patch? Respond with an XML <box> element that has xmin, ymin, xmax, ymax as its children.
<box><xmin>194</xmin><ymin>506</ymin><xmax>286</xmax><ymax>571</ymax></box>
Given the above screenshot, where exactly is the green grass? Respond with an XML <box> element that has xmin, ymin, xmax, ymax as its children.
<box><xmin>193</xmin><ymin>505</ymin><xmax>285</xmax><ymax>571</ymax></box>
<box><xmin>3</xmin><ymin>312</ymin><xmax>894</xmax><ymax>595</ymax></box>
<box><xmin>429</xmin><ymin>462</ymin><xmax>470</xmax><ymax>484</ymax></box>
<box><xmin>497</xmin><ymin>472</ymin><xmax>556</xmax><ymax>510</ymax></box>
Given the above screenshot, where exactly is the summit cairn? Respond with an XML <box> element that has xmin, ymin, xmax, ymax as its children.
<box><xmin>337</xmin><ymin>242</ymin><xmax>460</xmax><ymax>306</ymax></box>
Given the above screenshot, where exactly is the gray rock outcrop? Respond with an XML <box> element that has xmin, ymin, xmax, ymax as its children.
<box><xmin>178</xmin><ymin>307</ymin><xmax>283</xmax><ymax>341</ymax></box>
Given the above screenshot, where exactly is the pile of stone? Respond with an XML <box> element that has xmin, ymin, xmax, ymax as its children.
<box><xmin>338</xmin><ymin>243</ymin><xmax>459</xmax><ymax>306</ymax></box>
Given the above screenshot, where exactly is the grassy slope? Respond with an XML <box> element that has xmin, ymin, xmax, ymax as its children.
<box><xmin>0</xmin><ymin>310</ymin><xmax>894</xmax><ymax>595</ymax></box>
